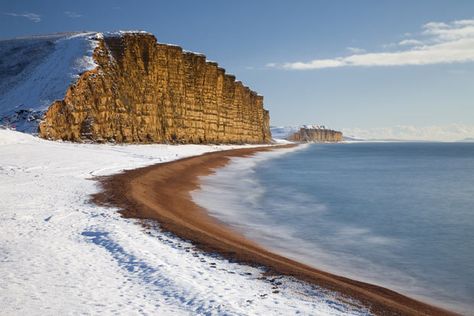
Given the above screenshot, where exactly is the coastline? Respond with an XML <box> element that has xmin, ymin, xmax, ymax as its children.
<box><xmin>93</xmin><ymin>145</ymin><xmax>456</xmax><ymax>316</ymax></box>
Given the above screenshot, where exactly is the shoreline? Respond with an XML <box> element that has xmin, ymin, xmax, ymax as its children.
<box><xmin>93</xmin><ymin>145</ymin><xmax>455</xmax><ymax>316</ymax></box>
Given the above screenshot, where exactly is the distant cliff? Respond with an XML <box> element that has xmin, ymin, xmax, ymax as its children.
<box><xmin>288</xmin><ymin>127</ymin><xmax>342</xmax><ymax>142</ymax></box>
<box><xmin>33</xmin><ymin>32</ymin><xmax>270</xmax><ymax>144</ymax></box>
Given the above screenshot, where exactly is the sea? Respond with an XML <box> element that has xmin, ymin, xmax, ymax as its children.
<box><xmin>192</xmin><ymin>142</ymin><xmax>474</xmax><ymax>314</ymax></box>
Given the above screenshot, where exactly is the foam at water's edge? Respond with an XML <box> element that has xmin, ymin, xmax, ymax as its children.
<box><xmin>192</xmin><ymin>144</ymin><xmax>414</xmax><ymax>285</ymax></box>
<box><xmin>191</xmin><ymin>143</ymin><xmax>474</xmax><ymax>315</ymax></box>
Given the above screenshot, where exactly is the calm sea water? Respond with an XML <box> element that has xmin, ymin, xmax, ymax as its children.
<box><xmin>192</xmin><ymin>143</ymin><xmax>474</xmax><ymax>314</ymax></box>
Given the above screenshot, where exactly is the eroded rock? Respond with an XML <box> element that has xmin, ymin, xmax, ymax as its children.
<box><xmin>39</xmin><ymin>33</ymin><xmax>271</xmax><ymax>144</ymax></box>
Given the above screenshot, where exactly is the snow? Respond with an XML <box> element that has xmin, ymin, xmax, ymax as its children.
<box><xmin>272</xmin><ymin>138</ymin><xmax>294</xmax><ymax>144</ymax></box>
<box><xmin>0</xmin><ymin>32</ymin><xmax>99</xmax><ymax>133</ymax></box>
<box><xmin>183</xmin><ymin>50</ymin><xmax>206</xmax><ymax>57</ymax></box>
<box><xmin>104</xmin><ymin>30</ymin><xmax>153</xmax><ymax>37</ymax></box>
<box><xmin>270</xmin><ymin>126</ymin><xmax>299</xmax><ymax>140</ymax></box>
<box><xmin>0</xmin><ymin>129</ymin><xmax>370</xmax><ymax>315</ymax></box>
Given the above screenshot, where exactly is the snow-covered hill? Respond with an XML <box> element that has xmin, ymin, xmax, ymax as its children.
<box><xmin>0</xmin><ymin>32</ymin><xmax>99</xmax><ymax>132</ymax></box>
<box><xmin>270</xmin><ymin>126</ymin><xmax>299</xmax><ymax>140</ymax></box>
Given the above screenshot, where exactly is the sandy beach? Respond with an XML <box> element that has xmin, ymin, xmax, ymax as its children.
<box><xmin>93</xmin><ymin>145</ymin><xmax>456</xmax><ymax>316</ymax></box>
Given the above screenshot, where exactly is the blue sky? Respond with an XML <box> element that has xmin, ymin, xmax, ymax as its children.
<box><xmin>1</xmin><ymin>0</ymin><xmax>473</xmax><ymax>139</ymax></box>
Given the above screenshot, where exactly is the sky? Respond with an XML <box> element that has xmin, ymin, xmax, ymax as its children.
<box><xmin>1</xmin><ymin>0</ymin><xmax>473</xmax><ymax>140</ymax></box>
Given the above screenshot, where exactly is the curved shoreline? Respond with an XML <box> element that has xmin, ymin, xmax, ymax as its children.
<box><xmin>92</xmin><ymin>145</ymin><xmax>455</xmax><ymax>316</ymax></box>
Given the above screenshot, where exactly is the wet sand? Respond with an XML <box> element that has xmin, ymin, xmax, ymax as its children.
<box><xmin>93</xmin><ymin>145</ymin><xmax>456</xmax><ymax>316</ymax></box>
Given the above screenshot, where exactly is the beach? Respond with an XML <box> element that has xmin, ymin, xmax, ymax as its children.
<box><xmin>2</xmin><ymin>4</ymin><xmax>473</xmax><ymax>315</ymax></box>
<box><xmin>93</xmin><ymin>145</ymin><xmax>456</xmax><ymax>316</ymax></box>
<box><xmin>1</xmin><ymin>130</ymin><xmax>374</xmax><ymax>315</ymax></box>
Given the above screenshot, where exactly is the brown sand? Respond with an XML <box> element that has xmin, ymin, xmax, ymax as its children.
<box><xmin>93</xmin><ymin>145</ymin><xmax>456</xmax><ymax>316</ymax></box>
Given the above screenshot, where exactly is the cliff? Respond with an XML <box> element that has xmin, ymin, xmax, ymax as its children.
<box><xmin>288</xmin><ymin>127</ymin><xmax>342</xmax><ymax>142</ymax></box>
<box><xmin>31</xmin><ymin>32</ymin><xmax>270</xmax><ymax>144</ymax></box>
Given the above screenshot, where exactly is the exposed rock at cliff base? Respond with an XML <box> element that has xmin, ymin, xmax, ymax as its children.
<box><xmin>35</xmin><ymin>32</ymin><xmax>270</xmax><ymax>144</ymax></box>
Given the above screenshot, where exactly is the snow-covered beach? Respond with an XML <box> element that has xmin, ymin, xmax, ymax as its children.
<box><xmin>0</xmin><ymin>129</ymin><xmax>372</xmax><ymax>315</ymax></box>
<box><xmin>0</xmin><ymin>27</ymin><xmax>462</xmax><ymax>316</ymax></box>
<box><xmin>0</xmin><ymin>31</ymin><xmax>368</xmax><ymax>316</ymax></box>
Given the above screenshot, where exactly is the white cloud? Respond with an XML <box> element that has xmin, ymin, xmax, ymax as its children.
<box><xmin>4</xmin><ymin>12</ymin><xmax>41</xmax><ymax>23</ymax></box>
<box><xmin>423</xmin><ymin>20</ymin><xmax>474</xmax><ymax>41</ymax></box>
<box><xmin>342</xmin><ymin>124</ymin><xmax>474</xmax><ymax>141</ymax></box>
<box><xmin>269</xmin><ymin>19</ymin><xmax>474</xmax><ymax>70</ymax></box>
<box><xmin>64</xmin><ymin>11</ymin><xmax>82</xmax><ymax>18</ymax></box>
<box><xmin>423</xmin><ymin>22</ymin><xmax>449</xmax><ymax>31</ymax></box>
<box><xmin>398</xmin><ymin>39</ymin><xmax>423</xmax><ymax>46</ymax></box>
<box><xmin>346</xmin><ymin>47</ymin><xmax>366</xmax><ymax>54</ymax></box>
<box><xmin>381</xmin><ymin>42</ymin><xmax>397</xmax><ymax>49</ymax></box>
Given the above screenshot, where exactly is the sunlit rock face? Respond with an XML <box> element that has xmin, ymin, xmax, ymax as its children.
<box><xmin>288</xmin><ymin>127</ymin><xmax>343</xmax><ymax>142</ymax></box>
<box><xmin>39</xmin><ymin>32</ymin><xmax>271</xmax><ymax>144</ymax></box>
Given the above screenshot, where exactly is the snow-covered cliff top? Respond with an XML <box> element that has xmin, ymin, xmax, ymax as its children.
<box><xmin>0</xmin><ymin>32</ymin><xmax>100</xmax><ymax>132</ymax></box>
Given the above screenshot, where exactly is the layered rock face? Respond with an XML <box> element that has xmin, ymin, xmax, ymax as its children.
<box><xmin>39</xmin><ymin>33</ymin><xmax>271</xmax><ymax>144</ymax></box>
<box><xmin>288</xmin><ymin>127</ymin><xmax>342</xmax><ymax>142</ymax></box>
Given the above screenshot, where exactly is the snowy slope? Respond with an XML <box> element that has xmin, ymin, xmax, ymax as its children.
<box><xmin>0</xmin><ymin>129</ymin><xmax>370</xmax><ymax>315</ymax></box>
<box><xmin>0</xmin><ymin>32</ymin><xmax>99</xmax><ymax>133</ymax></box>
<box><xmin>270</xmin><ymin>126</ymin><xmax>299</xmax><ymax>140</ymax></box>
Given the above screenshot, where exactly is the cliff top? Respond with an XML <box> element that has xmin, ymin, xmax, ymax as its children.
<box><xmin>100</xmin><ymin>30</ymin><xmax>152</xmax><ymax>38</ymax></box>
<box><xmin>271</xmin><ymin>125</ymin><xmax>341</xmax><ymax>140</ymax></box>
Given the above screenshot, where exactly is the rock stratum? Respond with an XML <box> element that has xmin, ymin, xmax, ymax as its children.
<box><xmin>288</xmin><ymin>127</ymin><xmax>343</xmax><ymax>142</ymax></box>
<box><xmin>0</xmin><ymin>32</ymin><xmax>271</xmax><ymax>144</ymax></box>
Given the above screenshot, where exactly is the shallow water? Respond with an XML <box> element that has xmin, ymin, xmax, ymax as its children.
<box><xmin>192</xmin><ymin>142</ymin><xmax>474</xmax><ymax>314</ymax></box>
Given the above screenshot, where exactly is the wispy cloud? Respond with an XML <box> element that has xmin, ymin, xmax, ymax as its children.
<box><xmin>342</xmin><ymin>124</ymin><xmax>474</xmax><ymax>141</ymax></box>
<box><xmin>346</xmin><ymin>47</ymin><xmax>366</xmax><ymax>54</ymax></box>
<box><xmin>398</xmin><ymin>39</ymin><xmax>423</xmax><ymax>46</ymax></box>
<box><xmin>64</xmin><ymin>11</ymin><xmax>82</xmax><ymax>18</ymax></box>
<box><xmin>269</xmin><ymin>19</ymin><xmax>474</xmax><ymax>70</ymax></box>
<box><xmin>4</xmin><ymin>12</ymin><xmax>41</xmax><ymax>23</ymax></box>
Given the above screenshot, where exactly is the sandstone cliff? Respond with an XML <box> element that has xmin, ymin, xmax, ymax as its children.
<box><xmin>288</xmin><ymin>127</ymin><xmax>342</xmax><ymax>142</ymax></box>
<box><xmin>38</xmin><ymin>32</ymin><xmax>271</xmax><ymax>144</ymax></box>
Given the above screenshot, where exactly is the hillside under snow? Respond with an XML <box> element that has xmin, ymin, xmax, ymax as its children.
<box><xmin>0</xmin><ymin>32</ymin><xmax>100</xmax><ymax>132</ymax></box>
<box><xmin>270</xmin><ymin>126</ymin><xmax>299</xmax><ymax>140</ymax></box>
